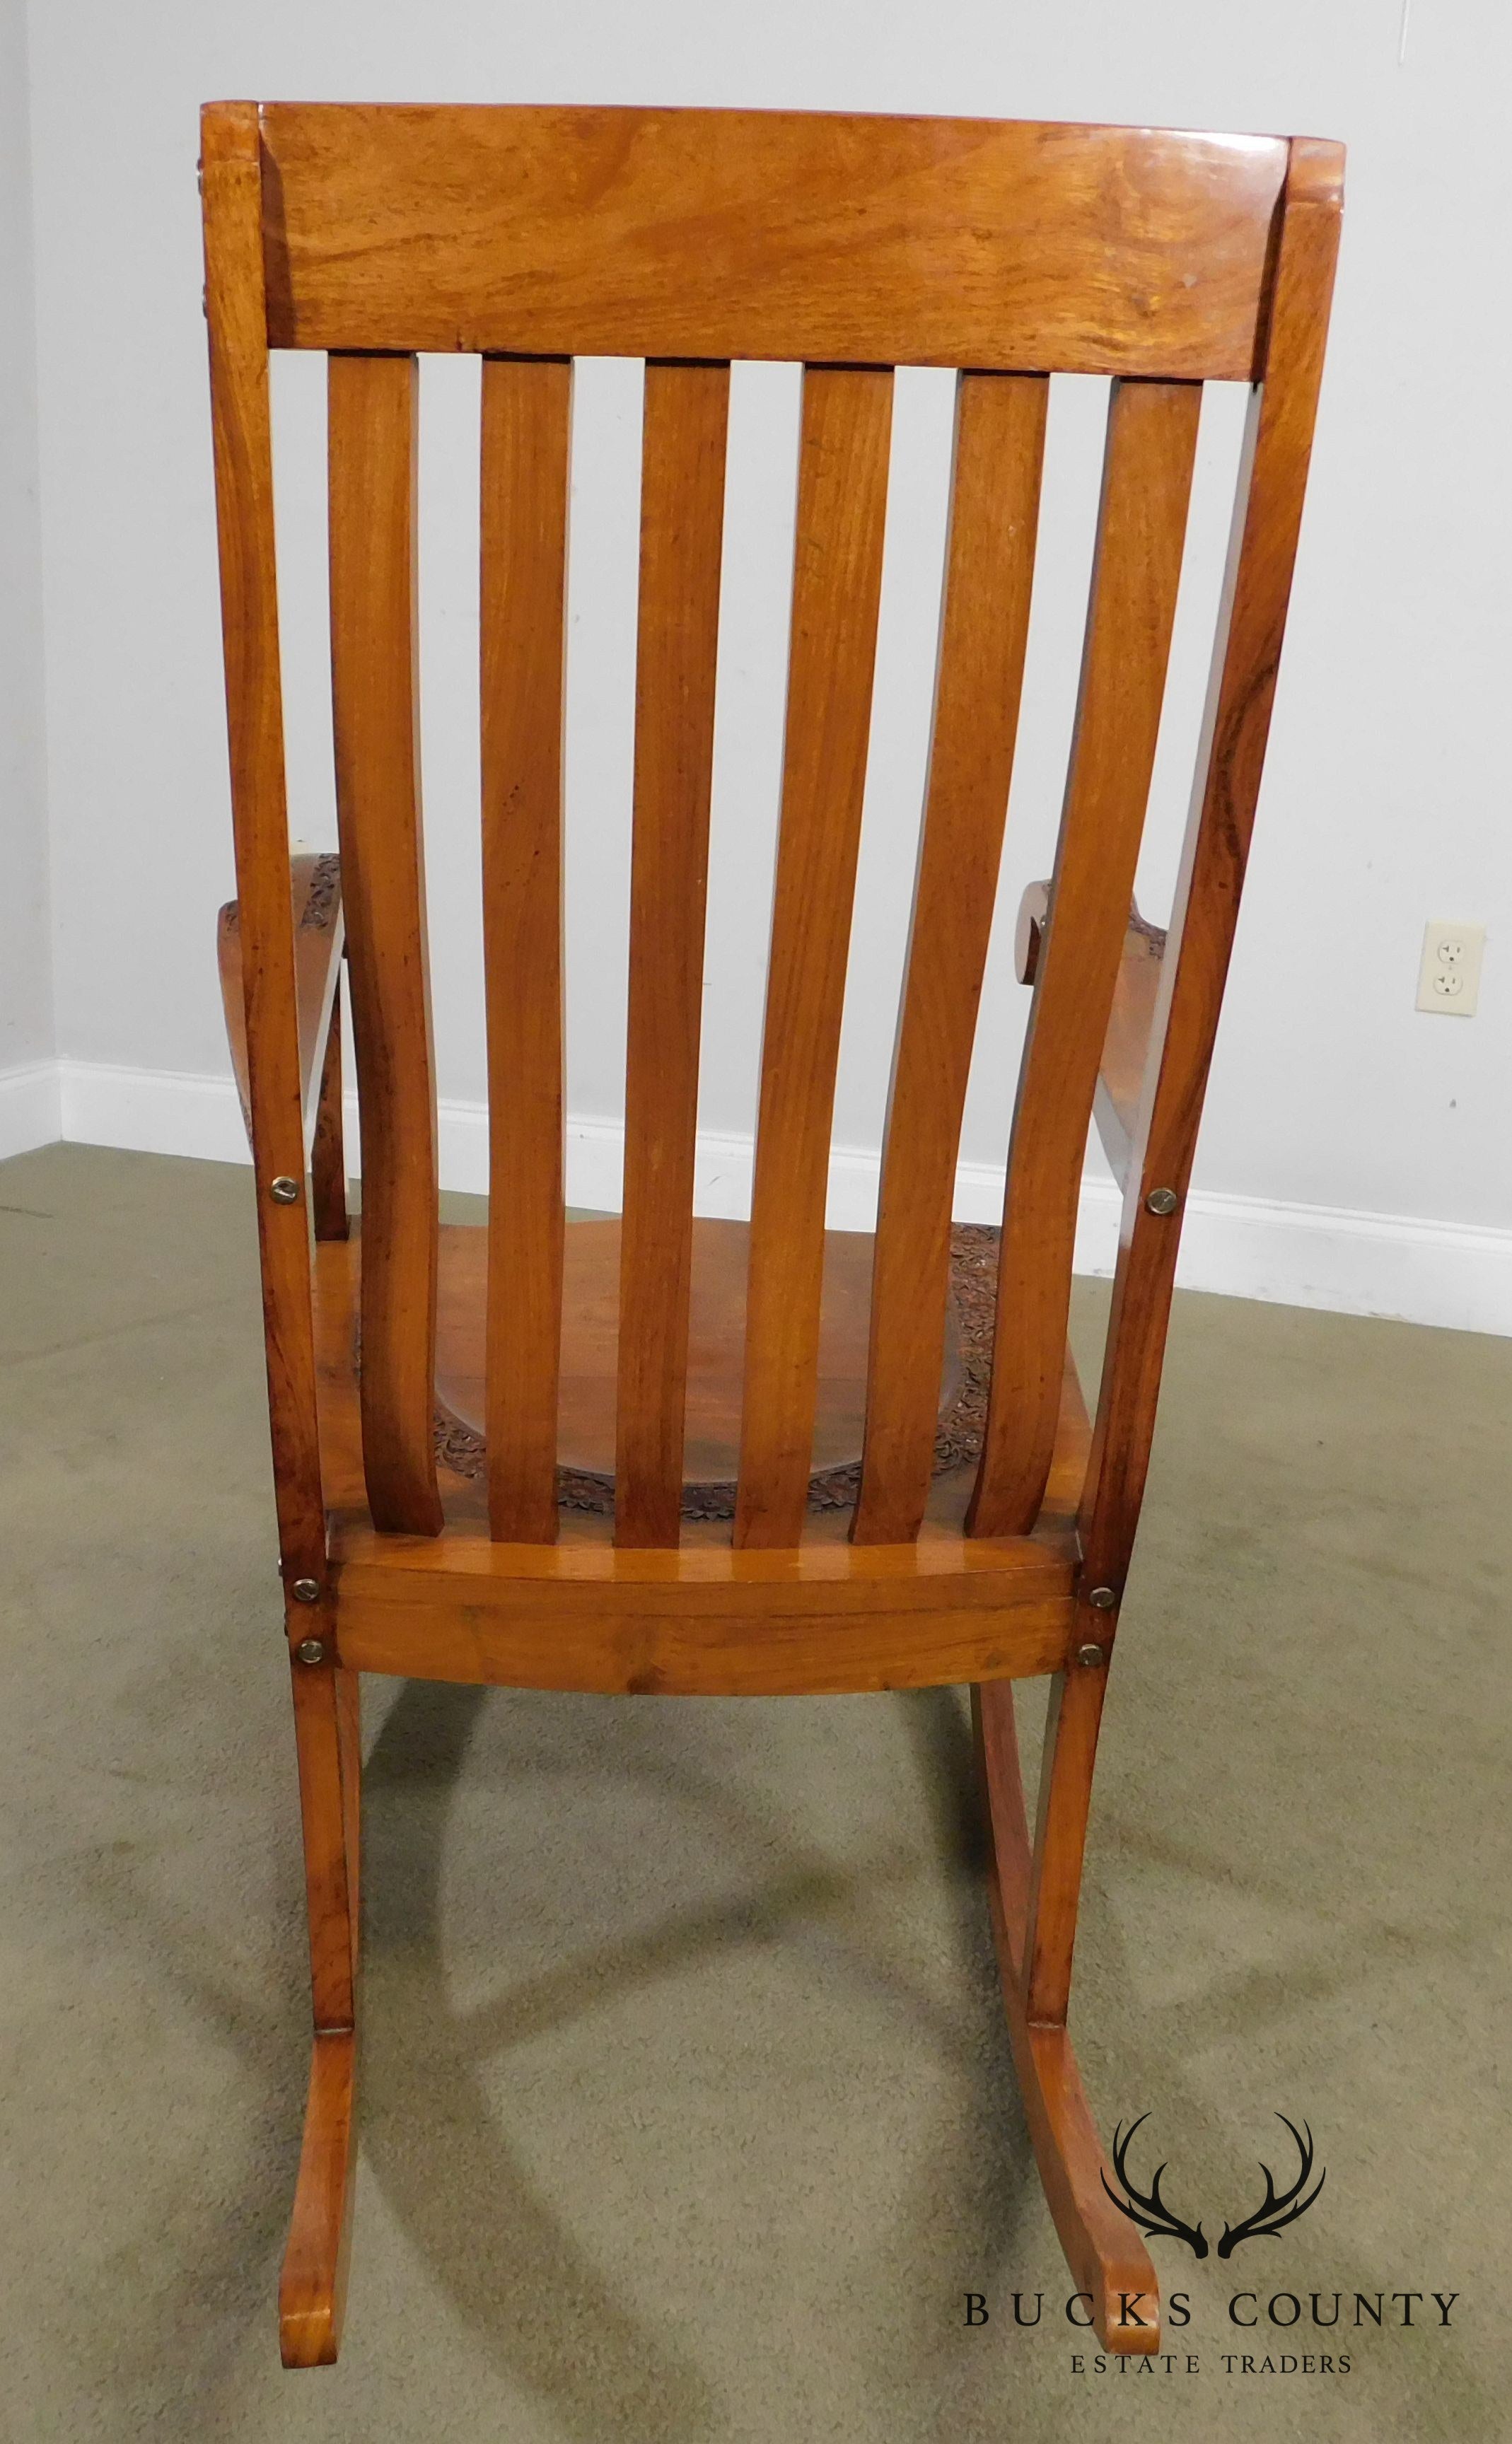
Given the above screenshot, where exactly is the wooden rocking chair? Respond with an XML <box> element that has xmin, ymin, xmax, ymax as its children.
<box><xmin>202</xmin><ymin>101</ymin><xmax>1341</xmax><ymax>2366</ymax></box>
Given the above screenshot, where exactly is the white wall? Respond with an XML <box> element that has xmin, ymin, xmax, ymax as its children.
<box><xmin>0</xmin><ymin>0</ymin><xmax>54</xmax><ymax>1148</ymax></box>
<box><xmin>16</xmin><ymin>0</ymin><xmax>1512</xmax><ymax>1327</ymax></box>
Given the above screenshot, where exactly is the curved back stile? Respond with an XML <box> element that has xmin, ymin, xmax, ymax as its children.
<box><xmin>1077</xmin><ymin>141</ymin><xmax>1345</xmax><ymax>1598</ymax></box>
<box><xmin>202</xmin><ymin>104</ymin><xmax>326</xmax><ymax>1593</ymax></box>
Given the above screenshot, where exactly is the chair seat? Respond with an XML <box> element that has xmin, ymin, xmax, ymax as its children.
<box><xmin>311</xmin><ymin>1216</ymin><xmax>1091</xmax><ymax>1542</ymax></box>
<box><xmin>316</xmin><ymin>1218</ymin><xmax>1088</xmax><ymax>1694</ymax></box>
<box><xmin>434</xmin><ymin>1215</ymin><xmax>962</xmax><ymax>1494</ymax></box>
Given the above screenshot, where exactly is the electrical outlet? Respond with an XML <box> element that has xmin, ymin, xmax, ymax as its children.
<box><xmin>1416</xmin><ymin>919</ymin><xmax>1484</xmax><ymax>1016</ymax></box>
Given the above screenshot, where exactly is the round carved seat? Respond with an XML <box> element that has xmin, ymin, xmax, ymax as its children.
<box><xmin>431</xmin><ymin>1215</ymin><xmax>972</xmax><ymax>1515</ymax></box>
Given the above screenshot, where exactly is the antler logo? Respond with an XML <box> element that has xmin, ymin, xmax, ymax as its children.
<box><xmin>1216</xmin><ymin>2116</ymin><xmax>1325</xmax><ymax>2259</ymax></box>
<box><xmin>1103</xmin><ymin>2117</ymin><xmax>1208</xmax><ymax>2258</ymax></box>
<box><xmin>1103</xmin><ymin>2114</ymin><xmax>1326</xmax><ymax>2261</ymax></box>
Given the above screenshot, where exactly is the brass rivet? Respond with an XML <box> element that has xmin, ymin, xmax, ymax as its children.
<box><xmin>1145</xmin><ymin>1186</ymin><xmax>1179</xmax><ymax>1216</ymax></box>
<box><xmin>1086</xmin><ymin>1585</ymin><xmax>1117</xmax><ymax>1610</ymax></box>
<box><xmin>1076</xmin><ymin>1642</ymin><xmax>1106</xmax><ymax>1669</ymax></box>
<box><xmin>269</xmin><ymin>1175</ymin><xmax>300</xmax><ymax>1205</ymax></box>
<box><xmin>291</xmin><ymin>1577</ymin><xmax>320</xmax><ymax>1604</ymax></box>
<box><xmin>296</xmin><ymin>1637</ymin><xmax>326</xmax><ymax>1665</ymax></box>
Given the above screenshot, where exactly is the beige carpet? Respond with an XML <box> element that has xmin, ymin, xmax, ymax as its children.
<box><xmin>1</xmin><ymin>1141</ymin><xmax>1508</xmax><ymax>2443</ymax></box>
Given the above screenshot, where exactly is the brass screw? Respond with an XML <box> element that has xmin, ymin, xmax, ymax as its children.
<box><xmin>1076</xmin><ymin>1642</ymin><xmax>1106</xmax><ymax>1669</ymax></box>
<box><xmin>296</xmin><ymin>1637</ymin><xmax>326</xmax><ymax>1665</ymax></box>
<box><xmin>269</xmin><ymin>1175</ymin><xmax>300</xmax><ymax>1204</ymax></box>
<box><xmin>291</xmin><ymin>1577</ymin><xmax>320</xmax><ymax>1604</ymax></box>
<box><xmin>1145</xmin><ymin>1186</ymin><xmax>1179</xmax><ymax>1216</ymax></box>
<box><xmin>1086</xmin><ymin>1585</ymin><xmax>1117</xmax><ymax>1610</ymax></box>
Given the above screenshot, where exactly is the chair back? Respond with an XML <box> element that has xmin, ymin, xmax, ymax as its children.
<box><xmin>202</xmin><ymin>103</ymin><xmax>1342</xmax><ymax>1583</ymax></box>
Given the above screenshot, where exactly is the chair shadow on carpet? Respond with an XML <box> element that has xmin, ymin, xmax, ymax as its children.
<box><xmin>354</xmin><ymin>1676</ymin><xmax>1057</xmax><ymax>2437</ymax></box>
<box><xmin>356</xmin><ymin>1673</ymin><xmax>1503</xmax><ymax>2440</ymax></box>
<box><xmin>359</xmin><ymin>1676</ymin><xmax>718</xmax><ymax>2440</ymax></box>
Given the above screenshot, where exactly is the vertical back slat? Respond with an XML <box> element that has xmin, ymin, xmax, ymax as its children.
<box><xmin>615</xmin><ymin>361</ymin><xmax>731</xmax><ymax>1547</ymax></box>
<box><xmin>968</xmin><ymin>378</ymin><xmax>1202</xmax><ymax>1539</ymax></box>
<box><xmin>734</xmin><ymin>366</ymin><xmax>894</xmax><ymax>1549</ymax></box>
<box><xmin>202</xmin><ymin>101</ymin><xmax>327</xmax><ymax>1590</ymax></box>
<box><xmin>481</xmin><ymin>355</ymin><xmax>572</xmax><ymax>1544</ymax></box>
<box><xmin>328</xmin><ymin>349</ymin><xmax>443</xmax><ymax>1537</ymax></box>
<box><xmin>854</xmin><ymin>371</ymin><xmax>1047</xmax><ymax>1545</ymax></box>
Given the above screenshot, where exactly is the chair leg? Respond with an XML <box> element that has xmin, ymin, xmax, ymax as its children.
<box><xmin>973</xmin><ymin>1672</ymin><xmax>1160</xmax><ymax>2355</ymax></box>
<box><xmin>279</xmin><ymin>1654</ymin><xmax>361</xmax><ymax>2368</ymax></box>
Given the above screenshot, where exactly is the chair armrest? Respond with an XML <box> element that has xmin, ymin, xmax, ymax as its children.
<box><xmin>1013</xmin><ymin>879</ymin><xmax>1050</xmax><ymax>985</ymax></box>
<box><xmin>1013</xmin><ymin>880</ymin><xmax>1165</xmax><ymax>1190</ymax></box>
<box><xmin>1093</xmin><ymin>909</ymin><xmax>1165</xmax><ymax>1187</ymax></box>
<box><xmin>217</xmin><ymin>852</ymin><xmax>345</xmax><ymax>1153</ymax></box>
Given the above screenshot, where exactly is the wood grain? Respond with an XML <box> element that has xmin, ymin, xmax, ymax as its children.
<box><xmin>1006</xmin><ymin>888</ymin><xmax>1166</xmax><ymax>1187</ymax></box>
<box><xmin>438</xmin><ymin>1216</ymin><xmax>960</xmax><ymax>1487</ymax></box>
<box><xmin>973</xmin><ymin>1680</ymin><xmax>1160</xmax><ymax>2352</ymax></box>
<box><xmin>216</xmin><ymin>851</ymin><xmax>345</xmax><ymax>1153</ymax></box>
<box><xmin>285</xmin><ymin>1651</ymin><xmax>357</xmax><ymax>2028</ymax></box>
<box><xmin>615</xmin><ymin>361</ymin><xmax>730</xmax><ymax>1547</ymax></box>
<box><xmin>1013</xmin><ymin>879</ymin><xmax>1050</xmax><ymax>987</ymax></box>
<box><xmin>481</xmin><ymin>355</ymin><xmax>571</xmax><ymax>1543</ymax></box>
<box><xmin>278</xmin><ymin>2027</ymin><xmax>356</xmax><ymax>2367</ymax></box>
<box><xmin>1077</xmin><ymin>141</ymin><xmax>1344</xmax><ymax>1605</ymax></box>
<box><xmin>991</xmin><ymin>139</ymin><xmax>1343</xmax><ymax>2136</ymax></box>
<box><xmin>969</xmin><ymin>379</ymin><xmax>1200</xmax><ymax>1538</ymax></box>
<box><xmin>1021</xmin><ymin>1663</ymin><xmax>1110</xmax><ymax>2023</ymax></box>
<box><xmin>257</xmin><ymin>105</ymin><xmax>1287</xmax><ymax>379</ymax></box>
<box><xmin>279</xmin><ymin>1639</ymin><xmax>360</xmax><ymax>2365</ymax></box>
<box><xmin>1093</xmin><ymin>912</ymin><xmax>1166</xmax><ymax>1187</ymax></box>
<box><xmin>328</xmin><ymin>350</ymin><xmax>442</xmax><ymax>1537</ymax></box>
<box><xmin>312</xmin><ymin>1222</ymin><xmax>1073</xmax><ymax>1528</ymax></box>
<box><xmin>205</xmin><ymin>98</ymin><xmax>1343</xmax><ymax>2368</ymax></box>
<box><xmin>202</xmin><ymin>100</ymin><xmax>327</xmax><ymax>1592</ymax></box>
<box><xmin>334</xmin><ymin>1661</ymin><xmax>361</xmax><ymax>1986</ymax></box>
<box><xmin>310</xmin><ymin>975</ymin><xmax>349</xmax><ymax>1243</ymax></box>
<box><xmin>331</xmin><ymin>1524</ymin><xmax>1075</xmax><ymax>1696</ymax></box>
<box><xmin>855</xmin><ymin>373</ymin><xmax>1047</xmax><ymax>1545</ymax></box>
<box><xmin>735</xmin><ymin>367</ymin><xmax>892</xmax><ymax>1548</ymax></box>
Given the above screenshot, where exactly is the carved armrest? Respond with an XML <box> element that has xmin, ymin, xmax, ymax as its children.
<box><xmin>217</xmin><ymin>851</ymin><xmax>345</xmax><ymax>1151</ymax></box>
<box><xmin>1013</xmin><ymin>880</ymin><xmax>1166</xmax><ymax>1189</ymax></box>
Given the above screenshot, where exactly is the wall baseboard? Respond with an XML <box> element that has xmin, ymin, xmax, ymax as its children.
<box><xmin>0</xmin><ymin>1059</ymin><xmax>62</xmax><ymax>1158</ymax></box>
<box><xmin>1</xmin><ymin>1056</ymin><xmax>1500</xmax><ymax>1337</ymax></box>
<box><xmin>58</xmin><ymin>1057</ymin><xmax>251</xmax><ymax>1168</ymax></box>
